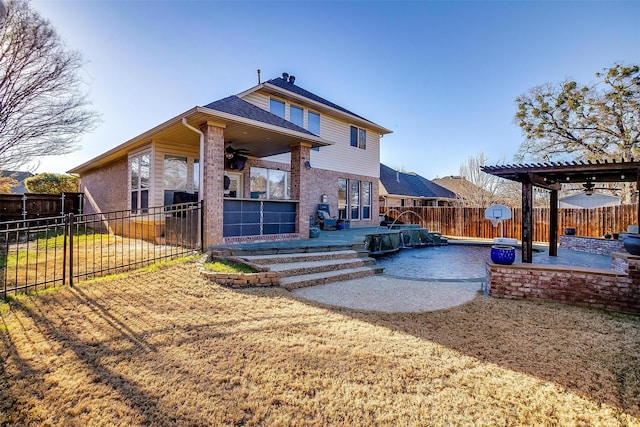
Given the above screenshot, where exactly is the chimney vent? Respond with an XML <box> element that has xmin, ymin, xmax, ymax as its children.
<box><xmin>288</xmin><ymin>75</ymin><xmax>296</xmax><ymax>84</ymax></box>
<box><xmin>396</xmin><ymin>170</ymin><xmax>400</xmax><ymax>182</ymax></box>
<box><xmin>282</xmin><ymin>72</ymin><xmax>289</xmax><ymax>81</ymax></box>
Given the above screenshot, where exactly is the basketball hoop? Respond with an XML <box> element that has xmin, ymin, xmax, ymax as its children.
<box><xmin>490</xmin><ymin>218</ymin><xmax>500</xmax><ymax>227</ymax></box>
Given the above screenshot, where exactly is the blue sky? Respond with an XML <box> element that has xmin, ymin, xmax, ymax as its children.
<box><xmin>30</xmin><ymin>0</ymin><xmax>640</xmax><ymax>179</ymax></box>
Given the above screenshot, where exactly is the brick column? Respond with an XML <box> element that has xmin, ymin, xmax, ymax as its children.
<box><xmin>290</xmin><ymin>142</ymin><xmax>312</xmax><ymax>239</ymax></box>
<box><xmin>200</xmin><ymin>121</ymin><xmax>226</xmax><ymax>248</ymax></box>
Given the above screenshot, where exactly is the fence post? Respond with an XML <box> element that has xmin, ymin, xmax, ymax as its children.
<box><xmin>62</xmin><ymin>214</ymin><xmax>68</xmax><ymax>286</ymax></box>
<box><xmin>68</xmin><ymin>213</ymin><xmax>74</xmax><ymax>287</ymax></box>
<box><xmin>60</xmin><ymin>192</ymin><xmax>66</xmax><ymax>216</ymax></box>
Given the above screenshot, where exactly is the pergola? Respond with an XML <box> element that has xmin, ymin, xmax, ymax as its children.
<box><xmin>482</xmin><ymin>159</ymin><xmax>640</xmax><ymax>263</ymax></box>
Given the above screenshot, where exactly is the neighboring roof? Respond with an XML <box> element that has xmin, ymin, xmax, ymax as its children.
<box><xmin>379</xmin><ymin>164</ymin><xmax>456</xmax><ymax>199</ymax></box>
<box><xmin>0</xmin><ymin>170</ymin><xmax>33</xmax><ymax>193</ymax></box>
<box><xmin>203</xmin><ymin>95</ymin><xmax>316</xmax><ymax>136</ymax></box>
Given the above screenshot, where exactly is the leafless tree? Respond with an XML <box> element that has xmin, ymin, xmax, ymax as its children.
<box><xmin>456</xmin><ymin>153</ymin><xmax>508</xmax><ymax>207</ymax></box>
<box><xmin>0</xmin><ymin>0</ymin><xmax>98</xmax><ymax>170</ymax></box>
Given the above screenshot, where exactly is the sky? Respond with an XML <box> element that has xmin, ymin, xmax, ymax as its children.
<box><xmin>28</xmin><ymin>0</ymin><xmax>640</xmax><ymax>180</ymax></box>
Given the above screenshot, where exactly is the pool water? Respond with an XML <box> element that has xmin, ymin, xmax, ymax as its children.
<box><xmin>375</xmin><ymin>245</ymin><xmax>491</xmax><ymax>280</ymax></box>
<box><xmin>375</xmin><ymin>244</ymin><xmax>614</xmax><ymax>280</ymax></box>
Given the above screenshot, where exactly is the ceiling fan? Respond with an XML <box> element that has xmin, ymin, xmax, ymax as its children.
<box><xmin>225</xmin><ymin>142</ymin><xmax>249</xmax><ymax>171</ymax></box>
<box><xmin>225</xmin><ymin>142</ymin><xmax>250</xmax><ymax>159</ymax></box>
<box><xmin>580</xmin><ymin>180</ymin><xmax>620</xmax><ymax>196</ymax></box>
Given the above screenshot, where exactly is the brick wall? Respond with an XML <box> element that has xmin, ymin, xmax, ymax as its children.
<box><xmin>80</xmin><ymin>157</ymin><xmax>128</xmax><ymax>214</ymax></box>
<box><xmin>560</xmin><ymin>235</ymin><xmax>625</xmax><ymax>256</ymax></box>
<box><xmin>487</xmin><ymin>257</ymin><xmax>640</xmax><ymax>314</ymax></box>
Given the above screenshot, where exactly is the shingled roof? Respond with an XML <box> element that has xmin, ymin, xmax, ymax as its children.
<box><xmin>266</xmin><ymin>76</ymin><xmax>372</xmax><ymax>123</ymax></box>
<box><xmin>203</xmin><ymin>95</ymin><xmax>316</xmax><ymax>136</ymax></box>
<box><xmin>379</xmin><ymin>164</ymin><xmax>456</xmax><ymax>199</ymax></box>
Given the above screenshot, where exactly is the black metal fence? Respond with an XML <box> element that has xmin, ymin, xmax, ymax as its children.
<box><xmin>0</xmin><ymin>202</ymin><xmax>202</xmax><ymax>298</ymax></box>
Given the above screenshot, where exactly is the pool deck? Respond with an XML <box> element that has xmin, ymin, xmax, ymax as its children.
<box><xmin>214</xmin><ymin>227</ymin><xmax>611</xmax><ymax>270</ymax></box>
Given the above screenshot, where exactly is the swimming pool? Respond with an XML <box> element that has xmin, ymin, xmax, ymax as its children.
<box><xmin>374</xmin><ymin>244</ymin><xmax>614</xmax><ymax>281</ymax></box>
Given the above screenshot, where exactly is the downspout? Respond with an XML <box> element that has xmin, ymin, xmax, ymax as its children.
<box><xmin>181</xmin><ymin>118</ymin><xmax>204</xmax><ymax>203</ymax></box>
<box><xmin>181</xmin><ymin>118</ymin><xmax>205</xmax><ymax>249</ymax></box>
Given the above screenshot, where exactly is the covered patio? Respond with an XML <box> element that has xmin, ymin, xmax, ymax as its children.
<box><xmin>482</xmin><ymin>159</ymin><xmax>640</xmax><ymax>262</ymax></box>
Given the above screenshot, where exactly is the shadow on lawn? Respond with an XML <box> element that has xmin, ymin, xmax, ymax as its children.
<box><xmin>274</xmin><ymin>288</ymin><xmax>640</xmax><ymax>419</ymax></box>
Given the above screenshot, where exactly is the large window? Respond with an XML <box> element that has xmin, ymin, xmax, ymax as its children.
<box><xmin>350</xmin><ymin>181</ymin><xmax>360</xmax><ymax>220</ymax></box>
<box><xmin>270</xmin><ymin>98</ymin><xmax>285</xmax><ymax>118</ymax></box>
<box><xmin>163</xmin><ymin>155</ymin><xmax>199</xmax><ymax>205</ymax></box>
<box><xmin>130</xmin><ymin>152</ymin><xmax>150</xmax><ymax>213</ymax></box>
<box><xmin>338</xmin><ymin>178</ymin><xmax>348</xmax><ymax>219</ymax></box>
<box><xmin>250</xmin><ymin>167</ymin><xmax>290</xmax><ymax>200</ymax></box>
<box><xmin>338</xmin><ymin>178</ymin><xmax>372</xmax><ymax>221</ymax></box>
<box><xmin>362</xmin><ymin>181</ymin><xmax>371</xmax><ymax>220</ymax></box>
<box><xmin>350</xmin><ymin>126</ymin><xmax>366</xmax><ymax>149</ymax></box>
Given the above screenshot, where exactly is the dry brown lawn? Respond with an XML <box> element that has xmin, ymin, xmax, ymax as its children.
<box><xmin>0</xmin><ymin>260</ymin><xmax>639</xmax><ymax>426</ymax></box>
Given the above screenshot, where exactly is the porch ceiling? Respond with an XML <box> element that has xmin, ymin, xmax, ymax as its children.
<box><xmin>69</xmin><ymin>107</ymin><xmax>332</xmax><ymax>174</ymax></box>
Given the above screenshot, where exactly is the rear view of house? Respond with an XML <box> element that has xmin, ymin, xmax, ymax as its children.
<box><xmin>69</xmin><ymin>72</ymin><xmax>392</xmax><ymax>248</ymax></box>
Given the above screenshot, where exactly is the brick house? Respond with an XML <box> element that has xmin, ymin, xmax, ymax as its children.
<box><xmin>69</xmin><ymin>72</ymin><xmax>391</xmax><ymax>248</ymax></box>
<box><xmin>379</xmin><ymin>164</ymin><xmax>457</xmax><ymax>208</ymax></box>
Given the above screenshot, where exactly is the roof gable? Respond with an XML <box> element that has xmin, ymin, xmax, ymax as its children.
<box><xmin>380</xmin><ymin>164</ymin><xmax>456</xmax><ymax>199</ymax></box>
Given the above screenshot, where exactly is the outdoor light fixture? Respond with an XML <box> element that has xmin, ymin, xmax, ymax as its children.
<box><xmin>305</xmin><ymin>160</ymin><xmax>312</xmax><ymax>169</ymax></box>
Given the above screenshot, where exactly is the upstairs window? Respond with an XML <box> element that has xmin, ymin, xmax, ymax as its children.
<box><xmin>308</xmin><ymin>111</ymin><xmax>320</xmax><ymax>135</ymax></box>
<box><xmin>350</xmin><ymin>126</ymin><xmax>366</xmax><ymax>149</ymax></box>
<box><xmin>290</xmin><ymin>105</ymin><xmax>304</xmax><ymax>127</ymax></box>
<box><xmin>270</xmin><ymin>98</ymin><xmax>285</xmax><ymax>118</ymax></box>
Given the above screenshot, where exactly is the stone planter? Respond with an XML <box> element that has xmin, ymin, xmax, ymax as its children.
<box><xmin>490</xmin><ymin>245</ymin><xmax>516</xmax><ymax>265</ymax></box>
<box><xmin>623</xmin><ymin>233</ymin><xmax>640</xmax><ymax>255</ymax></box>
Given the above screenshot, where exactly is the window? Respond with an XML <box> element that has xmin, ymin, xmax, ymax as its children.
<box><xmin>130</xmin><ymin>152</ymin><xmax>150</xmax><ymax>213</ymax></box>
<box><xmin>350</xmin><ymin>126</ymin><xmax>366</xmax><ymax>149</ymax></box>
<box><xmin>338</xmin><ymin>178</ymin><xmax>372</xmax><ymax>221</ymax></box>
<box><xmin>350</xmin><ymin>180</ymin><xmax>360</xmax><ymax>220</ymax></box>
<box><xmin>270</xmin><ymin>98</ymin><xmax>285</xmax><ymax>118</ymax></box>
<box><xmin>193</xmin><ymin>159</ymin><xmax>199</xmax><ymax>191</ymax></box>
<box><xmin>163</xmin><ymin>155</ymin><xmax>188</xmax><ymax>190</ymax></box>
<box><xmin>308</xmin><ymin>111</ymin><xmax>320</xmax><ymax>135</ymax></box>
<box><xmin>250</xmin><ymin>167</ymin><xmax>290</xmax><ymax>200</ymax></box>
<box><xmin>290</xmin><ymin>105</ymin><xmax>304</xmax><ymax>127</ymax></box>
<box><xmin>362</xmin><ymin>181</ymin><xmax>371</xmax><ymax>219</ymax></box>
<box><xmin>338</xmin><ymin>178</ymin><xmax>348</xmax><ymax>219</ymax></box>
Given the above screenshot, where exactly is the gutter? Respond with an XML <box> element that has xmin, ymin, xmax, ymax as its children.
<box><xmin>181</xmin><ymin>118</ymin><xmax>204</xmax><ymax>203</ymax></box>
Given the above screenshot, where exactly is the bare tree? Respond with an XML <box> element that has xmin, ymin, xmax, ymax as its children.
<box><xmin>0</xmin><ymin>0</ymin><xmax>98</xmax><ymax>170</ymax></box>
<box><xmin>456</xmin><ymin>153</ymin><xmax>509</xmax><ymax>207</ymax></box>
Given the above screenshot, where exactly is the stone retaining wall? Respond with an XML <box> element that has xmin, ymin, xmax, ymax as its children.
<box><xmin>197</xmin><ymin>255</ymin><xmax>280</xmax><ymax>288</ymax></box>
<box><xmin>560</xmin><ymin>235</ymin><xmax>624</xmax><ymax>256</ymax></box>
<box><xmin>487</xmin><ymin>254</ymin><xmax>640</xmax><ymax>314</ymax></box>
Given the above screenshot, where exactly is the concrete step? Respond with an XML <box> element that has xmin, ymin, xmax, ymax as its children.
<box><xmin>239</xmin><ymin>250</ymin><xmax>367</xmax><ymax>265</ymax></box>
<box><xmin>268</xmin><ymin>257</ymin><xmax>376</xmax><ymax>278</ymax></box>
<box><xmin>223</xmin><ymin>244</ymin><xmax>359</xmax><ymax>257</ymax></box>
<box><xmin>279</xmin><ymin>266</ymin><xmax>383</xmax><ymax>290</ymax></box>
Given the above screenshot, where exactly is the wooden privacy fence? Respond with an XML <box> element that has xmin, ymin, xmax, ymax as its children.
<box><xmin>380</xmin><ymin>205</ymin><xmax>639</xmax><ymax>242</ymax></box>
<box><xmin>0</xmin><ymin>193</ymin><xmax>83</xmax><ymax>223</ymax></box>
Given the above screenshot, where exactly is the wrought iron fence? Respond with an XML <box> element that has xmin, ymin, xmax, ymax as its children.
<box><xmin>0</xmin><ymin>202</ymin><xmax>202</xmax><ymax>298</ymax></box>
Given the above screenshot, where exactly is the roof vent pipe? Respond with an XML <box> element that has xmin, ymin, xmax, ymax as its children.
<box><xmin>396</xmin><ymin>170</ymin><xmax>400</xmax><ymax>182</ymax></box>
<box><xmin>282</xmin><ymin>72</ymin><xmax>289</xmax><ymax>80</ymax></box>
<box><xmin>288</xmin><ymin>75</ymin><xmax>295</xmax><ymax>84</ymax></box>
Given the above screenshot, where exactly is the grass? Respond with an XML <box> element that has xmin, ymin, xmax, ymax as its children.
<box><xmin>203</xmin><ymin>259</ymin><xmax>258</xmax><ymax>274</ymax></box>
<box><xmin>0</xmin><ymin>259</ymin><xmax>638</xmax><ymax>426</ymax></box>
